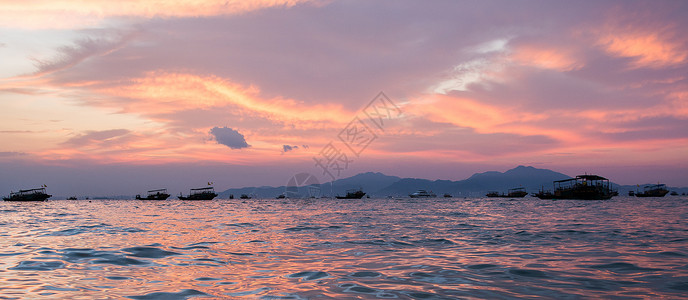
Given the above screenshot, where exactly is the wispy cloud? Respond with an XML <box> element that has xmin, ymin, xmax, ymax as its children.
<box><xmin>63</xmin><ymin>129</ymin><xmax>131</xmax><ymax>146</ymax></box>
<box><xmin>31</xmin><ymin>30</ymin><xmax>138</xmax><ymax>78</ymax></box>
<box><xmin>0</xmin><ymin>0</ymin><xmax>320</xmax><ymax>29</ymax></box>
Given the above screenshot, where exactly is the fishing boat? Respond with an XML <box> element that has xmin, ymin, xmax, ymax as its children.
<box><xmin>635</xmin><ymin>184</ymin><xmax>669</xmax><ymax>197</ymax></box>
<box><xmin>240</xmin><ymin>194</ymin><xmax>252</xmax><ymax>199</ymax></box>
<box><xmin>535</xmin><ymin>175</ymin><xmax>614</xmax><ymax>200</ymax></box>
<box><xmin>443</xmin><ymin>193</ymin><xmax>452</xmax><ymax>198</ymax></box>
<box><xmin>533</xmin><ymin>189</ymin><xmax>555</xmax><ymax>199</ymax></box>
<box><xmin>178</xmin><ymin>187</ymin><xmax>217</xmax><ymax>200</ymax></box>
<box><xmin>409</xmin><ymin>190</ymin><xmax>436</xmax><ymax>198</ymax></box>
<box><xmin>67</xmin><ymin>196</ymin><xmax>78</xmax><ymax>200</ymax></box>
<box><xmin>136</xmin><ymin>189</ymin><xmax>170</xmax><ymax>200</ymax></box>
<box><xmin>486</xmin><ymin>187</ymin><xmax>528</xmax><ymax>198</ymax></box>
<box><xmin>670</xmin><ymin>191</ymin><xmax>678</xmax><ymax>196</ymax></box>
<box><xmin>336</xmin><ymin>189</ymin><xmax>366</xmax><ymax>199</ymax></box>
<box><xmin>276</xmin><ymin>194</ymin><xmax>286</xmax><ymax>199</ymax></box>
<box><xmin>3</xmin><ymin>188</ymin><xmax>52</xmax><ymax>201</ymax></box>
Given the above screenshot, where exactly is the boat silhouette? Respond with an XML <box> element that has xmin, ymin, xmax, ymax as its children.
<box><xmin>635</xmin><ymin>184</ymin><xmax>669</xmax><ymax>197</ymax></box>
<box><xmin>409</xmin><ymin>190</ymin><xmax>436</xmax><ymax>198</ymax></box>
<box><xmin>486</xmin><ymin>187</ymin><xmax>528</xmax><ymax>198</ymax></box>
<box><xmin>3</xmin><ymin>187</ymin><xmax>52</xmax><ymax>201</ymax></box>
<box><xmin>136</xmin><ymin>189</ymin><xmax>171</xmax><ymax>200</ymax></box>
<box><xmin>535</xmin><ymin>175</ymin><xmax>614</xmax><ymax>200</ymax></box>
<box><xmin>336</xmin><ymin>189</ymin><xmax>366</xmax><ymax>199</ymax></box>
<box><xmin>178</xmin><ymin>187</ymin><xmax>217</xmax><ymax>200</ymax></box>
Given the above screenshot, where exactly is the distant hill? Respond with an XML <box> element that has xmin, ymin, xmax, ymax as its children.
<box><xmin>375</xmin><ymin>165</ymin><xmax>571</xmax><ymax>197</ymax></box>
<box><xmin>218</xmin><ymin>166</ymin><xmax>578</xmax><ymax>198</ymax></box>
<box><xmin>328</xmin><ymin>172</ymin><xmax>401</xmax><ymax>194</ymax></box>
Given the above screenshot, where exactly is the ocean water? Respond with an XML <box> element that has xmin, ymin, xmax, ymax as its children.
<box><xmin>1</xmin><ymin>196</ymin><xmax>687</xmax><ymax>299</ymax></box>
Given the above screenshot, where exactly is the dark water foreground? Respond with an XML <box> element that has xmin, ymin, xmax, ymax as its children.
<box><xmin>1</xmin><ymin>196</ymin><xmax>687</xmax><ymax>299</ymax></box>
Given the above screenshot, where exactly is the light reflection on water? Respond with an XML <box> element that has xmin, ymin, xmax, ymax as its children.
<box><xmin>1</xmin><ymin>196</ymin><xmax>687</xmax><ymax>299</ymax></box>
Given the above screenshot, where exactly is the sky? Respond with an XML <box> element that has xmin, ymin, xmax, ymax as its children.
<box><xmin>1</xmin><ymin>0</ymin><xmax>687</xmax><ymax>196</ymax></box>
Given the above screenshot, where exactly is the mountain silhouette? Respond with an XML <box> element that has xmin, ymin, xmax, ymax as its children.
<box><xmin>218</xmin><ymin>166</ymin><xmax>574</xmax><ymax>198</ymax></box>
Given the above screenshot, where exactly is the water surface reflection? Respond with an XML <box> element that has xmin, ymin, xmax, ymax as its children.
<box><xmin>1</xmin><ymin>197</ymin><xmax>687</xmax><ymax>299</ymax></box>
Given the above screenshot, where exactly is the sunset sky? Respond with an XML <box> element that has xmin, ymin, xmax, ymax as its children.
<box><xmin>1</xmin><ymin>0</ymin><xmax>687</xmax><ymax>196</ymax></box>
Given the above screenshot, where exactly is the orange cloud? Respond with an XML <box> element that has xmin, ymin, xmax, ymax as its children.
<box><xmin>94</xmin><ymin>71</ymin><xmax>350</xmax><ymax>127</ymax></box>
<box><xmin>0</xmin><ymin>0</ymin><xmax>318</xmax><ymax>29</ymax></box>
<box><xmin>597</xmin><ymin>30</ymin><xmax>687</xmax><ymax>69</ymax></box>
<box><xmin>407</xmin><ymin>94</ymin><xmax>564</xmax><ymax>137</ymax></box>
<box><xmin>511</xmin><ymin>45</ymin><xmax>583</xmax><ymax>71</ymax></box>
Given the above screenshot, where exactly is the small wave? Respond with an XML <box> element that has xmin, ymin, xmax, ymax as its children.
<box><xmin>345</xmin><ymin>239</ymin><xmax>416</xmax><ymax>247</ymax></box>
<box><xmin>350</xmin><ymin>271</ymin><xmax>382</xmax><ymax>278</ymax></box>
<box><xmin>170</xmin><ymin>245</ymin><xmax>209</xmax><ymax>250</ymax></box>
<box><xmin>653</xmin><ymin>251</ymin><xmax>686</xmax><ymax>257</ymax></box>
<box><xmin>223</xmin><ymin>222</ymin><xmax>257</xmax><ymax>228</ymax></box>
<box><xmin>10</xmin><ymin>260</ymin><xmax>64</xmax><ymax>271</ymax></box>
<box><xmin>588</xmin><ymin>262</ymin><xmax>659</xmax><ymax>273</ymax></box>
<box><xmin>39</xmin><ymin>285</ymin><xmax>80</xmax><ymax>292</ymax></box>
<box><xmin>403</xmin><ymin>291</ymin><xmax>438</xmax><ymax>299</ymax></box>
<box><xmin>194</xmin><ymin>277</ymin><xmax>220</xmax><ymax>281</ymax></box>
<box><xmin>284</xmin><ymin>226</ymin><xmax>322</xmax><ymax>231</ymax></box>
<box><xmin>413</xmin><ymin>238</ymin><xmax>455</xmax><ymax>245</ymax></box>
<box><xmin>127</xmin><ymin>289</ymin><xmax>209</xmax><ymax>300</ymax></box>
<box><xmin>556</xmin><ymin>229</ymin><xmax>590</xmax><ymax>234</ymax></box>
<box><xmin>467</xmin><ymin>264</ymin><xmax>499</xmax><ymax>270</ymax></box>
<box><xmin>509</xmin><ymin>268</ymin><xmax>548</xmax><ymax>278</ymax></box>
<box><xmin>106</xmin><ymin>276</ymin><xmax>131</xmax><ymax>280</ymax></box>
<box><xmin>51</xmin><ymin>248</ymin><xmax>149</xmax><ymax>266</ymax></box>
<box><xmin>288</xmin><ymin>271</ymin><xmax>330</xmax><ymax>281</ymax></box>
<box><xmin>667</xmin><ymin>281</ymin><xmax>688</xmax><ymax>291</ymax></box>
<box><xmin>93</xmin><ymin>256</ymin><xmax>148</xmax><ymax>266</ymax></box>
<box><xmin>340</xmin><ymin>283</ymin><xmax>377</xmax><ymax>294</ymax></box>
<box><xmin>45</xmin><ymin>224</ymin><xmax>146</xmax><ymax>236</ymax></box>
<box><xmin>225</xmin><ymin>287</ymin><xmax>272</xmax><ymax>297</ymax></box>
<box><xmin>122</xmin><ymin>246</ymin><xmax>179</xmax><ymax>258</ymax></box>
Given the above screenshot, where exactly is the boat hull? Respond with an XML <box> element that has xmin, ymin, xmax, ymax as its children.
<box><xmin>336</xmin><ymin>190</ymin><xmax>366</xmax><ymax>199</ymax></box>
<box><xmin>336</xmin><ymin>195</ymin><xmax>365</xmax><ymax>199</ymax></box>
<box><xmin>178</xmin><ymin>193</ymin><xmax>217</xmax><ymax>200</ymax></box>
<box><xmin>136</xmin><ymin>194</ymin><xmax>171</xmax><ymax>200</ymax></box>
<box><xmin>635</xmin><ymin>190</ymin><xmax>669</xmax><ymax>197</ymax></box>
<box><xmin>536</xmin><ymin>187</ymin><xmax>613</xmax><ymax>200</ymax></box>
<box><xmin>3</xmin><ymin>193</ymin><xmax>51</xmax><ymax>201</ymax></box>
<box><xmin>486</xmin><ymin>192</ymin><xmax>528</xmax><ymax>198</ymax></box>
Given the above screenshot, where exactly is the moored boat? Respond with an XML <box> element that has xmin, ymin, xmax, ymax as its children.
<box><xmin>3</xmin><ymin>188</ymin><xmax>52</xmax><ymax>201</ymax></box>
<box><xmin>409</xmin><ymin>190</ymin><xmax>436</xmax><ymax>198</ymax></box>
<box><xmin>635</xmin><ymin>184</ymin><xmax>669</xmax><ymax>197</ymax></box>
<box><xmin>136</xmin><ymin>189</ymin><xmax>171</xmax><ymax>200</ymax></box>
<box><xmin>535</xmin><ymin>175</ymin><xmax>614</xmax><ymax>200</ymax></box>
<box><xmin>486</xmin><ymin>187</ymin><xmax>528</xmax><ymax>198</ymax></box>
<box><xmin>533</xmin><ymin>189</ymin><xmax>555</xmax><ymax>199</ymax></box>
<box><xmin>179</xmin><ymin>187</ymin><xmax>217</xmax><ymax>200</ymax></box>
<box><xmin>336</xmin><ymin>189</ymin><xmax>366</xmax><ymax>199</ymax></box>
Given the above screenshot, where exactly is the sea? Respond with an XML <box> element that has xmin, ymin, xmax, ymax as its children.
<box><xmin>1</xmin><ymin>196</ymin><xmax>687</xmax><ymax>299</ymax></box>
